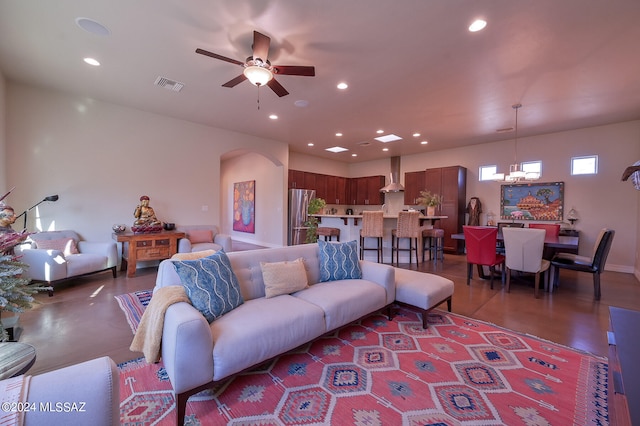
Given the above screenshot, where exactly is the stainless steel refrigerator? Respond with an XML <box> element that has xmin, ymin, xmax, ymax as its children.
<box><xmin>288</xmin><ymin>189</ymin><xmax>316</xmax><ymax>245</ymax></box>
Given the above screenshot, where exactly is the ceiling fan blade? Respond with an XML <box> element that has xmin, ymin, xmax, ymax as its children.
<box><xmin>272</xmin><ymin>65</ymin><xmax>316</xmax><ymax>77</ymax></box>
<box><xmin>196</xmin><ymin>48</ymin><xmax>244</xmax><ymax>66</ymax></box>
<box><xmin>267</xmin><ymin>78</ymin><xmax>289</xmax><ymax>97</ymax></box>
<box><xmin>222</xmin><ymin>74</ymin><xmax>247</xmax><ymax>88</ymax></box>
<box><xmin>252</xmin><ymin>31</ymin><xmax>270</xmax><ymax>62</ymax></box>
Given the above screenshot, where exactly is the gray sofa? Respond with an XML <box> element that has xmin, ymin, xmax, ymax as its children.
<box><xmin>154</xmin><ymin>242</ymin><xmax>395</xmax><ymax>426</ymax></box>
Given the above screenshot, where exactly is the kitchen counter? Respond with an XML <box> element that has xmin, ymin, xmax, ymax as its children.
<box><xmin>313</xmin><ymin>213</ymin><xmax>447</xmax><ymax>226</ymax></box>
<box><xmin>311</xmin><ymin>214</ymin><xmax>448</xmax><ymax>263</ymax></box>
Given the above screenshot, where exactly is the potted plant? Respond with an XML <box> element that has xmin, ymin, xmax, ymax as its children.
<box><xmin>0</xmin><ymin>231</ymin><xmax>52</xmax><ymax>341</ymax></box>
<box><xmin>304</xmin><ymin>197</ymin><xmax>326</xmax><ymax>243</ymax></box>
<box><xmin>416</xmin><ymin>190</ymin><xmax>442</xmax><ymax>216</ymax></box>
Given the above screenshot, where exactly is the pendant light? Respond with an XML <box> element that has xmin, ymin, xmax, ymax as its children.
<box><xmin>494</xmin><ymin>103</ymin><xmax>540</xmax><ymax>182</ymax></box>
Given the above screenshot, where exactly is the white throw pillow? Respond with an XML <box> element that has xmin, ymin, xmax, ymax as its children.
<box><xmin>260</xmin><ymin>258</ymin><xmax>309</xmax><ymax>298</ymax></box>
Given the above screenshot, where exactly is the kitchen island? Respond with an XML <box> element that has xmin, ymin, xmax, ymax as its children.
<box><xmin>313</xmin><ymin>213</ymin><xmax>447</xmax><ymax>263</ymax></box>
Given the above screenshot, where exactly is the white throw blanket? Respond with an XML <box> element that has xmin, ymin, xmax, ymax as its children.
<box><xmin>130</xmin><ymin>285</ymin><xmax>190</xmax><ymax>363</ymax></box>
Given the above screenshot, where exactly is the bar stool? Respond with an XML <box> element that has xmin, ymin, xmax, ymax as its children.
<box><xmin>359</xmin><ymin>211</ymin><xmax>384</xmax><ymax>263</ymax></box>
<box><xmin>316</xmin><ymin>227</ymin><xmax>340</xmax><ymax>241</ymax></box>
<box><xmin>391</xmin><ymin>211</ymin><xmax>421</xmax><ymax>267</ymax></box>
<box><xmin>422</xmin><ymin>227</ymin><xmax>445</xmax><ymax>262</ymax></box>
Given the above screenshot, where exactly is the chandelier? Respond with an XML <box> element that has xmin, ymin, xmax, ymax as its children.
<box><xmin>493</xmin><ymin>103</ymin><xmax>540</xmax><ymax>182</ymax></box>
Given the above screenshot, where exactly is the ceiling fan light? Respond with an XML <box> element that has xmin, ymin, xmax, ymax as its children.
<box><xmin>243</xmin><ymin>65</ymin><xmax>273</xmax><ymax>86</ymax></box>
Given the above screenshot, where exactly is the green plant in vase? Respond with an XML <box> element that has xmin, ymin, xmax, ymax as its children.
<box><xmin>416</xmin><ymin>190</ymin><xmax>442</xmax><ymax>216</ymax></box>
<box><xmin>304</xmin><ymin>198</ymin><xmax>326</xmax><ymax>243</ymax></box>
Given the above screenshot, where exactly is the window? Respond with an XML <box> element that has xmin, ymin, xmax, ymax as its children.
<box><xmin>522</xmin><ymin>161</ymin><xmax>542</xmax><ymax>177</ymax></box>
<box><xmin>479</xmin><ymin>165</ymin><xmax>497</xmax><ymax>181</ymax></box>
<box><xmin>571</xmin><ymin>155</ymin><xmax>598</xmax><ymax>175</ymax></box>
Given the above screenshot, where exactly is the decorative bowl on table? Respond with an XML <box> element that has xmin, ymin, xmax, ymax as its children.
<box><xmin>112</xmin><ymin>224</ymin><xmax>127</xmax><ymax>233</ymax></box>
<box><xmin>131</xmin><ymin>225</ymin><xmax>163</xmax><ymax>234</ymax></box>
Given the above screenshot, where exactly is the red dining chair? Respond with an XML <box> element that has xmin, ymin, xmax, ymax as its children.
<box><xmin>528</xmin><ymin>223</ymin><xmax>560</xmax><ymax>237</ymax></box>
<box><xmin>529</xmin><ymin>223</ymin><xmax>561</xmax><ymax>258</ymax></box>
<box><xmin>463</xmin><ymin>226</ymin><xmax>505</xmax><ymax>289</ymax></box>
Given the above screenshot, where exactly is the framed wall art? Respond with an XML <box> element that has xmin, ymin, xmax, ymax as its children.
<box><xmin>500</xmin><ymin>181</ymin><xmax>564</xmax><ymax>221</ymax></box>
<box><xmin>233</xmin><ymin>180</ymin><xmax>255</xmax><ymax>233</ymax></box>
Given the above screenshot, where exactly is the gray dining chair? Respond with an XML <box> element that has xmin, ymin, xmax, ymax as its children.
<box><xmin>550</xmin><ymin>228</ymin><xmax>615</xmax><ymax>300</ymax></box>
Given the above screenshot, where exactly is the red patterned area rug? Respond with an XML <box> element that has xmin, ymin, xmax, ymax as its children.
<box><xmin>118</xmin><ymin>306</ymin><xmax>608</xmax><ymax>425</ymax></box>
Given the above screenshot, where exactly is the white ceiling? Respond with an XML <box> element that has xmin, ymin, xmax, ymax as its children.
<box><xmin>1</xmin><ymin>0</ymin><xmax>640</xmax><ymax>163</ymax></box>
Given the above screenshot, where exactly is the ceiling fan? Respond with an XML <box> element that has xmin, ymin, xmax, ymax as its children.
<box><xmin>196</xmin><ymin>31</ymin><xmax>315</xmax><ymax>97</ymax></box>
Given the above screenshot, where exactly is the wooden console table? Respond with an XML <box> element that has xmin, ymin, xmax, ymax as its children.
<box><xmin>608</xmin><ymin>306</ymin><xmax>640</xmax><ymax>426</ymax></box>
<box><xmin>113</xmin><ymin>230</ymin><xmax>185</xmax><ymax>277</ymax></box>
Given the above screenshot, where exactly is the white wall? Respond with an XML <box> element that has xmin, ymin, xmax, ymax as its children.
<box><xmin>221</xmin><ymin>151</ymin><xmax>287</xmax><ymax>247</ymax></box>
<box><xmin>288</xmin><ymin>152</ymin><xmax>350</xmax><ymax>177</ymax></box>
<box><xmin>294</xmin><ymin>121</ymin><xmax>640</xmax><ymax>273</ymax></box>
<box><xmin>5</xmin><ymin>82</ymin><xmax>289</xmax><ymax>247</ymax></box>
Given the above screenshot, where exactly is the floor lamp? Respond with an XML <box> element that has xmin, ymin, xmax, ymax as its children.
<box><xmin>15</xmin><ymin>195</ymin><xmax>59</xmax><ymax>229</ymax></box>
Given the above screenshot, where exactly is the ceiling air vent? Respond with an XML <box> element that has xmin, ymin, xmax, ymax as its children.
<box><xmin>154</xmin><ymin>76</ymin><xmax>184</xmax><ymax>92</ymax></box>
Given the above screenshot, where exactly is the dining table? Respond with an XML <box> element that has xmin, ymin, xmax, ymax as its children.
<box><xmin>451</xmin><ymin>229</ymin><xmax>580</xmax><ymax>280</ymax></box>
<box><xmin>451</xmin><ymin>231</ymin><xmax>579</xmax><ymax>252</ymax></box>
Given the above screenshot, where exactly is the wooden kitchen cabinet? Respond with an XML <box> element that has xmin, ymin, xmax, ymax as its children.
<box><xmin>288</xmin><ymin>170</ymin><xmax>306</xmax><ymax>189</ymax></box>
<box><xmin>404</xmin><ymin>170</ymin><xmax>425</xmax><ymax>205</ymax></box>
<box><xmin>424</xmin><ymin>166</ymin><xmax>467</xmax><ymax>254</ymax></box>
<box><xmin>352</xmin><ymin>176</ymin><xmax>385</xmax><ymax>205</ymax></box>
<box><xmin>289</xmin><ymin>170</ymin><xmax>382</xmax><ymax>205</ymax></box>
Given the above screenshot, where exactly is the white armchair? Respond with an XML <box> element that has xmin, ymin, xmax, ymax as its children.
<box><xmin>1</xmin><ymin>356</ymin><xmax>119</xmax><ymax>425</ymax></box>
<box><xmin>17</xmin><ymin>230</ymin><xmax>117</xmax><ymax>296</ymax></box>
<box><xmin>177</xmin><ymin>225</ymin><xmax>232</xmax><ymax>253</ymax></box>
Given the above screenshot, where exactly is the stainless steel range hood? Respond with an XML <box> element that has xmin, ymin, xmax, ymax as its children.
<box><xmin>380</xmin><ymin>156</ymin><xmax>405</xmax><ymax>192</ymax></box>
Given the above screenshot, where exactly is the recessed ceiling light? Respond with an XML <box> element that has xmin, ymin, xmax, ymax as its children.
<box><xmin>326</xmin><ymin>146</ymin><xmax>348</xmax><ymax>153</ymax></box>
<box><xmin>337</xmin><ymin>82</ymin><xmax>348</xmax><ymax>90</ymax></box>
<box><xmin>335</xmin><ymin>132</ymin><xmax>343</xmax><ymax>137</ymax></box>
<box><xmin>469</xmin><ymin>19</ymin><xmax>487</xmax><ymax>32</ymax></box>
<box><xmin>269</xmin><ymin>114</ymin><xmax>278</xmax><ymax>120</ymax></box>
<box><xmin>376</xmin><ymin>129</ymin><xmax>384</xmax><ymax>134</ymax></box>
<box><xmin>382</xmin><ymin>148</ymin><xmax>389</xmax><ymax>152</ymax></box>
<box><xmin>75</xmin><ymin>17</ymin><xmax>111</xmax><ymax>36</ymax></box>
<box><xmin>307</xmin><ymin>142</ymin><xmax>314</xmax><ymax>147</ymax></box>
<box><xmin>294</xmin><ymin>100</ymin><xmax>309</xmax><ymax>107</ymax></box>
<box><xmin>413</xmin><ymin>133</ymin><xmax>421</xmax><ymax>137</ymax></box>
<box><xmin>83</xmin><ymin>57</ymin><xmax>100</xmax><ymax>66</ymax></box>
<box><xmin>351</xmin><ymin>153</ymin><xmax>358</xmax><ymax>157</ymax></box>
<box><xmin>374</xmin><ymin>134</ymin><xmax>402</xmax><ymax>143</ymax></box>
<box><xmin>421</xmin><ymin>140</ymin><xmax>428</xmax><ymax>145</ymax></box>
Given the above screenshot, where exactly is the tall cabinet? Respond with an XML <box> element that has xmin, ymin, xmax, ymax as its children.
<box><xmin>424</xmin><ymin>166</ymin><xmax>467</xmax><ymax>254</ymax></box>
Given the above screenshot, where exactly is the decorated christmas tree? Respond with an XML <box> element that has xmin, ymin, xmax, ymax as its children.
<box><xmin>0</xmin><ymin>231</ymin><xmax>51</xmax><ymax>341</ymax></box>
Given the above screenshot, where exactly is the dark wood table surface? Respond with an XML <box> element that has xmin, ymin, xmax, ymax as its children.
<box><xmin>451</xmin><ymin>232</ymin><xmax>579</xmax><ymax>251</ymax></box>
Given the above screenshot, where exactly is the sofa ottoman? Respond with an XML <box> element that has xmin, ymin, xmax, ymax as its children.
<box><xmin>394</xmin><ymin>268</ymin><xmax>454</xmax><ymax>328</ymax></box>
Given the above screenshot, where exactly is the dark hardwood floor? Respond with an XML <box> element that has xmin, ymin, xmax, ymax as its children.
<box><xmin>11</xmin><ymin>242</ymin><xmax>640</xmax><ymax>376</ymax></box>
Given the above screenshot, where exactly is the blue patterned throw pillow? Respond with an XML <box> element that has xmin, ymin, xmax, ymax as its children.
<box><xmin>318</xmin><ymin>239</ymin><xmax>362</xmax><ymax>282</ymax></box>
<box><xmin>172</xmin><ymin>250</ymin><xmax>244</xmax><ymax>323</ymax></box>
